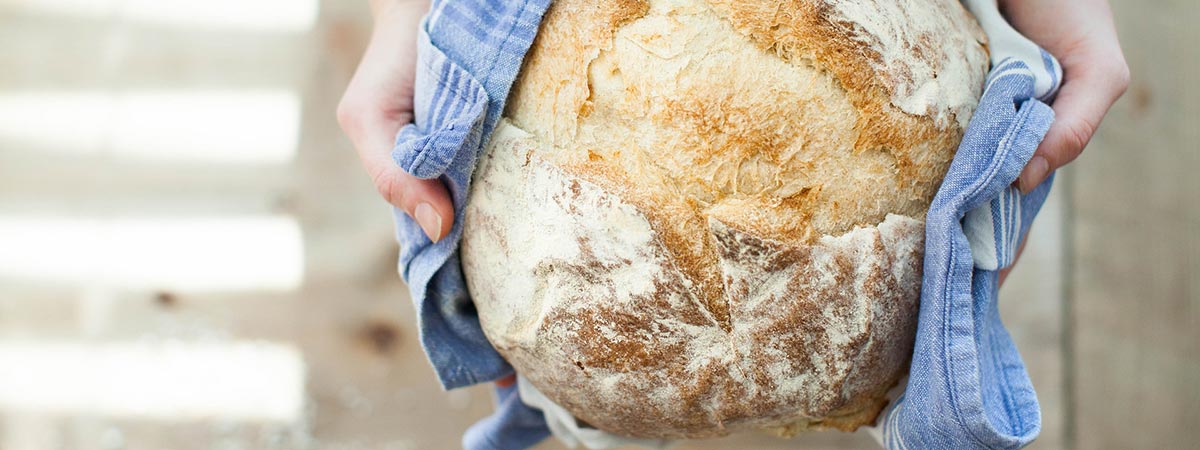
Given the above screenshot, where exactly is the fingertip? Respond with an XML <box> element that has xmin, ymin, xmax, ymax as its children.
<box><xmin>414</xmin><ymin>202</ymin><xmax>444</xmax><ymax>243</ymax></box>
<box><xmin>391</xmin><ymin>174</ymin><xmax>455</xmax><ymax>243</ymax></box>
<box><xmin>1017</xmin><ymin>155</ymin><xmax>1049</xmax><ymax>194</ymax></box>
<box><xmin>424</xmin><ymin>183</ymin><xmax>455</xmax><ymax>242</ymax></box>
<box><xmin>1025</xmin><ymin>114</ymin><xmax>1089</xmax><ymax>190</ymax></box>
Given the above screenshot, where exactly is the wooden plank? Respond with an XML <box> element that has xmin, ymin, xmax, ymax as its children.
<box><xmin>1069</xmin><ymin>1</ymin><xmax>1200</xmax><ymax>449</ymax></box>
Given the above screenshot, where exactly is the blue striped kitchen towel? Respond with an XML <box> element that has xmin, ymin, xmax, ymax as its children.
<box><xmin>871</xmin><ymin>56</ymin><xmax>1060</xmax><ymax>450</ymax></box>
<box><xmin>388</xmin><ymin>1</ymin><xmax>552</xmax><ymax>448</ymax></box>
<box><xmin>392</xmin><ymin>0</ymin><xmax>551</xmax><ymax>392</ymax></box>
<box><xmin>870</xmin><ymin>0</ymin><xmax>1064</xmax><ymax>448</ymax></box>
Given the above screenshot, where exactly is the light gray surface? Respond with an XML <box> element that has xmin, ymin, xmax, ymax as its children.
<box><xmin>1069</xmin><ymin>1</ymin><xmax>1200</xmax><ymax>449</ymax></box>
<box><xmin>0</xmin><ymin>0</ymin><xmax>1194</xmax><ymax>449</ymax></box>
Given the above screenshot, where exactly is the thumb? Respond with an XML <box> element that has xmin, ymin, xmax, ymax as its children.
<box><xmin>363</xmin><ymin>130</ymin><xmax>455</xmax><ymax>243</ymax></box>
<box><xmin>1017</xmin><ymin>55</ymin><xmax>1130</xmax><ymax>193</ymax></box>
<box><xmin>336</xmin><ymin>0</ymin><xmax>452</xmax><ymax>243</ymax></box>
<box><xmin>339</xmin><ymin>107</ymin><xmax>455</xmax><ymax>243</ymax></box>
<box><xmin>371</xmin><ymin>159</ymin><xmax>456</xmax><ymax>244</ymax></box>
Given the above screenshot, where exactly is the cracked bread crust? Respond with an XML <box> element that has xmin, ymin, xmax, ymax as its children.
<box><xmin>464</xmin><ymin>123</ymin><xmax>923</xmax><ymax>438</ymax></box>
<box><xmin>462</xmin><ymin>0</ymin><xmax>987</xmax><ymax>439</ymax></box>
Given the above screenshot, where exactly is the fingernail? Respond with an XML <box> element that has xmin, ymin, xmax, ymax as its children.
<box><xmin>414</xmin><ymin>203</ymin><xmax>442</xmax><ymax>243</ymax></box>
<box><xmin>1017</xmin><ymin>156</ymin><xmax>1049</xmax><ymax>194</ymax></box>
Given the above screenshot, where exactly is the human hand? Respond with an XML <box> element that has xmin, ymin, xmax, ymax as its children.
<box><xmin>339</xmin><ymin>1</ymin><xmax>514</xmax><ymax>389</ymax></box>
<box><xmin>337</xmin><ymin>0</ymin><xmax>452</xmax><ymax>242</ymax></box>
<box><xmin>996</xmin><ymin>0</ymin><xmax>1129</xmax><ymax>285</ymax></box>
<box><xmin>1002</xmin><ymin>0</ymin><xmax>1131</xmax><ymax>194</ymax></box>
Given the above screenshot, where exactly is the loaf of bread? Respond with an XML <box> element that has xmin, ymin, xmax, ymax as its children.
<box><xmin>461</xmin><ymin>0</ymin><xmax>988</xmax><ymax>439</ymax></box>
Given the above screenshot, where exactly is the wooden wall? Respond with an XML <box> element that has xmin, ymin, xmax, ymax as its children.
<box><xmin>0</xmin><ymin>0</ymin><xmax>1194</xmax><ymax>449</ymax></box>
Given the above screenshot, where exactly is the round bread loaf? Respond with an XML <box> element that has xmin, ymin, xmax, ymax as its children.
<box><xmin>461</xmin><ymin>0</ymin><xmax>988</xmax><ymax>439</ymax></box>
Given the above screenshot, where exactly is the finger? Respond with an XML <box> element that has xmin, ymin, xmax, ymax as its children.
<box><xmin>339</xmin><ymin>117</ymin><xmax>455</xmax><ymax>249</ymax></box>
<box><xmin>376</xmin><ymin>172</ymin><xmax>455</xmax><ymax>244</ymax></box>
<box><xmin>495</xmin><ymin>374</ymin><xmax>516</xmax><ymax>388</ymax></box>
<box><xmin>337</xmin><ymin>3</ymin><xmax>454</xmax><ymax>243</ymax></box>
<box><xmin>361</xmin><ymin>128</ymin><xmax>456</xmax><ymax>243</ymax></box>
<box><xmin>1017</xmin><ymin>57</ymin><xmax>1129</xmax><ymax>193</ymax></box>
<box><xmin>339</xmin><ymin>95</ymin><xmax>455</xmax><ymax>242</ymax></box>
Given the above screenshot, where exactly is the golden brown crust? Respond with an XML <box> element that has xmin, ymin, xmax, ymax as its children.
<box><xmin>464</xmin><ymin>0</ymin><xmax>988</xmax><ymax>439</ymax></box>
<box><xmin>504</xmin><ymin>0</ymin><xmax>986</xmax><ymax>329</ymax></box>
<box><xmin>508</xmin><ymin>0</ymin><xmax>986</xmax><ymax>239</ymax></box>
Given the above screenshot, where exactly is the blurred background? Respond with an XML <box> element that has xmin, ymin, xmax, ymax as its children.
<box><xmin>0</xmin><ymin>0</ymin><xmax>1194</xmax><ymax>449</ymax></box>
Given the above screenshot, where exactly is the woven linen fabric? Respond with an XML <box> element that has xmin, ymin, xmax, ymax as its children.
<box><xmin>873</xmin><ymin>57</ymin><xmax>1060</xmax><ymax>450</ymax></box>
<box><xmin>871</xmin><ymin>56</ymin><xmax>1061</xmax><ymax>450</ymax></box>
<box><xmin>392</xmin><ymin>1</ymin><xmax>1063</xmax><ymax>448</ymax></box>
<box><xmin>869</xmin><ymin>0</ymin><xmax>1064</xmax><ymax>447</ymax></box>
<box><xmin>392</xmin><ymin>0</ymin><xmax>551</xmax><ymax>391</ymax></box>
<box><xmin>388</xmin><ymin>2</ymin><xmax>553</xmax><ymax>448</ymax></box>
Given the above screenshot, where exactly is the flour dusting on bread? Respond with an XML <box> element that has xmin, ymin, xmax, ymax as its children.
<box><xmin>462</xmin><ymin>0</ymin><xmax>988</xmax><ymax>439</ymax></box>
<box><xmin>464</xmin><ymin>121</ymin><xmax>924</xmax><ymax>438</ymax></box>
